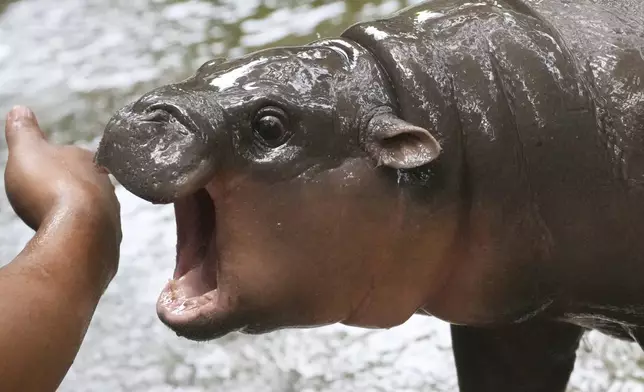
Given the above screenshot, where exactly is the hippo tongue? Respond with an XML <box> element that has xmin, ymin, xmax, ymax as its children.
<box><xmin>172</xmin><ymin>264</ymin><xmax>216</xmax><ymax>297</ymax></box>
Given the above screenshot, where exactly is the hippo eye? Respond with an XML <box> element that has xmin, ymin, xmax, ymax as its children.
<box><xmin>252</xmin><ymin>106</ymin><xmax>290</xmax><ymax>148</ymax></box>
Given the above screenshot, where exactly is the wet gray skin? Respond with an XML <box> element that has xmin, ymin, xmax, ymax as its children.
<box><xmin>96</xmin><ymin>0</ymin><xmax>644</xmax><ymax>390</ymax></box>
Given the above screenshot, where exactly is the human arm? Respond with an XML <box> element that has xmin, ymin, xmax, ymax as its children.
<box><xmin>0</xmin><ymin>106</ymin><xmax>122</xmax><ymax>391</ymax></box>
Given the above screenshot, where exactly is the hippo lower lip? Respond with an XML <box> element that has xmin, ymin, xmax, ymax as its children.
<box><xmin>155</xmin><ymin>188</ymin><xmax>225</xmax><ymax>339</ymax></box>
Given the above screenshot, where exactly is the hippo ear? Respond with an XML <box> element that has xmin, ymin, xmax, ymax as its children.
<box><xmin>364</xmin><ymin>113</ymin><xmax>442</xmax><ymax>169</ymax></box>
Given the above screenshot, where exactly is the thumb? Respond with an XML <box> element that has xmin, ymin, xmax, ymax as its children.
<box><xmin>5</xmin><ymin>105</ymin><xmax>47</xmax><ymax>149</ymax></box>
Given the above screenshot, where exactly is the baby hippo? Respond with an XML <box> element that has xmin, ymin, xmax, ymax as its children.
<box><xmin>96</xmin><ymin>0</ymin><xmax>644</xmax><ymax>390</ymax></box>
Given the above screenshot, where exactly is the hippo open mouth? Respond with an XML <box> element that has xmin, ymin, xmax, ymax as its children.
<box><xmin>155</xmin><ymin>187</ymin><xmax>225</xmax><ymax>336</ymax></box>
<box><xmin>157</xmin><ymin>189</ymin><xmax>218</xmax><ymax>325</ymax></box>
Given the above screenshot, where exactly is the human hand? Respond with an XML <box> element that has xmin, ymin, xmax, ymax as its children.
<box><xmin>4</xmin><ymin>106</ymin><xmax>122</xmax><ymax>285</ymax></box>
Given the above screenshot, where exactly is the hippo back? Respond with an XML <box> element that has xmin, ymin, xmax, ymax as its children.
<box><xmin>527</xmin><ymin>0</ymin><xmax>644</xmax><ymax>185</ymax></box>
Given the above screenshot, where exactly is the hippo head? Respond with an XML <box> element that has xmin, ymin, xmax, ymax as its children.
<box><xmin>96</xmin><ymin>39</ymin><xmax>444</xmax><ymax>340</ymax></box>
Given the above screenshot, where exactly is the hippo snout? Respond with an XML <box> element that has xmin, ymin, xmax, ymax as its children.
<box><xmin>95</xmin><ymin>89</ymin><xmax>220</xmax><ymax>204</ymax></box>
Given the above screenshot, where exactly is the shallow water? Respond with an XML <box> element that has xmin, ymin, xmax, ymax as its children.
<box><xmin>0</xmin><ymin>0</ymin><xmax>643</xmax><ymax>390</ymax></box>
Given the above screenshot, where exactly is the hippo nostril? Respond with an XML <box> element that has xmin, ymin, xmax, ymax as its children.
<box><xmin>147</xmin><ymin>103</ymin><xmax>182</xmax><ymax>119</ymax></box>
<box><xmin>143</xmin><ymin>109</ymin><xmax>172</xmax><ymax>123</ymax></box>
<box><xmin>143</xmin><ymin>103</ymin><xmax>194</xmax><ymax>136</ymax></box>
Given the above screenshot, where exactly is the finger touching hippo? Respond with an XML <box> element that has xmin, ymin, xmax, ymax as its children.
<box><xmin>96</xmin><ymin>0</ymin><xmax>644</xmax><ymax>390</ymax></box>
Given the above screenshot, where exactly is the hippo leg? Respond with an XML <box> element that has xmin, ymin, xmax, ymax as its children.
<box><xmin>450</xmin><ymin>321</ymin><xmax>584</xmax><ymax>392</ymax></box>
